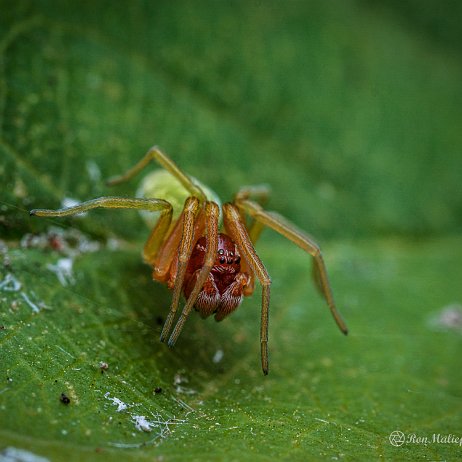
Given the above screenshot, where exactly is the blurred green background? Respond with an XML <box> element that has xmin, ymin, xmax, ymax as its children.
<box><xmin>2</xmin><ymin>0</ymin><xmax>462</xmax><ymax>239</ymax></box>
<box><xmin>0</xmin><ymin>1</ymin><xmax>461</xmax><ymax>461</ymax></box>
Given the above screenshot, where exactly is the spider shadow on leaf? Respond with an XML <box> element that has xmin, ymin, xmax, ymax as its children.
<box><xmin>81</xmin><ymin>247</ymin><xmax>229</xmax><ymax>376</ymax></box>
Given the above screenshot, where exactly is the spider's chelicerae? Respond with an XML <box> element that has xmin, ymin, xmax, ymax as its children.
<box><xmin>30</xmin><ymin>146</ymin><xmax>348</xmax><ymax>374</ymax></box>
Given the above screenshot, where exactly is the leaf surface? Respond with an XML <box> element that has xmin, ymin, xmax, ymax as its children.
<box><xmin>1</xmin><ymin>1</ymin><xmax>462</xmax><ymax>461</ymax></box>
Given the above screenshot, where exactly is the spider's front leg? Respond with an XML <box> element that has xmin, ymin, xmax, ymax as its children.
<box><xmin>223</xmin><ymin>203</ymin><xmax>272</xmax><ymax>375</ymax></box>
<box><xmin>30</xmin><ymin>197</ymin><xmax>174</xmax><ymax>272</ymax></box>
<box><xmin>234</xmin><ymin>198</ymin><xmax>348</xmax><ymax>336</ymax></box>
<box><xmin>30</xmin><ymin>196</ymin><xmax>172</xmax><ymax>222</ymax></box>
<box><xmin>166</xmin><ymin>201</ymin><xmax>220</xmax><ymax>346</ymax></box>
<box><xmin>159</xmin><ymin>196</ymin><xmax>201</xmax><ymax>343</ymax></box>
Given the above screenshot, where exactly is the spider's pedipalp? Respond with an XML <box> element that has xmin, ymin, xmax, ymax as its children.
<box><xmin>142</xmin><ymin>200</ymin><xmax>173</xmax><ymax>265</ymax></box>
<box><xmin>167</xmin><ymin>201</ymin><xmax>220</xmax><ymax>346</ymax></box>
<box><xmin>223</xmin><ymin>202</ymin><xmax>272</xmax><ymax>375</ymax></box>
<box><xmin>234</xmin><ymin>198</ymin><xmax>348</xmax><ymax>336</ymax></box>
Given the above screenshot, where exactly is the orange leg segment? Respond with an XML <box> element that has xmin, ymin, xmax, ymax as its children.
<box><xmin>223</xmin><ymin>202</ymin><xmax>272</xmax><ymax>375</ymax></box>
<box><xmin>160</xmin><ymin>196</ymin><xmax>201</xmax><ymax>343</ymax></box>
<box><xmin>167</xmin><ymin>201</ymin><xmax>220</xmax><ymax>346</ymax></box>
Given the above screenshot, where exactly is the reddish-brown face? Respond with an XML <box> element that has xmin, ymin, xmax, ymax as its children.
<box><xmin>183</xmin><ymin>233</ymin><xmax>249</xmax><ymax>320</ymax></box>
<box><xmin>214</xmin><ymin>234</ymin><xmax>241</xmax><ymax>274</ymax></box>
<box><xmin>186</xmin><ymin>234</ymin><xmax>241</xmax><ymax>282</ymax></box>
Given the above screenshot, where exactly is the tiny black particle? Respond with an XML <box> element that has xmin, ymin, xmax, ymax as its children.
<box><xmin>154</xmin><ymin>387</ymin><xmax>163</xmax><ymax>394</ymax></box>
<box><xmin>60</xmin><ymin>392</ymin><xmax>71</xmax><ymax>404</ymax></box>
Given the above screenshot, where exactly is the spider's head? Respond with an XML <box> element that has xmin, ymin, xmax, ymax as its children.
<box><xmin>214</xmin><ymin>234</ymin><xmax>241</xmax><ymax>273</ymax></box>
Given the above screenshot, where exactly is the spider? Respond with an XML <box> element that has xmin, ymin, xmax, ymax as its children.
<box><xmin>30</xmin><ymin>146</ymin><xmax>348</xmax><ymax>374</ymax></box>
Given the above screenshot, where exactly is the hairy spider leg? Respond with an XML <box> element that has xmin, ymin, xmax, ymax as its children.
<box><xmin>223</xmin><ymin>203</ymin><xmax>272</xmax><ymax>375</ymax></box>
<box><xmin>235</xmin><ymin>199</ymin><xmax>349</xmax><ymax>336</ymax></box>
<box><xmin>30</xmin><ymin>197</ymin><xmax>174</xmax><ymax>269</ymax></box>
<box><xmin>167</xmin><ymin>201</ymin><xmax>220</xmax><ymax>347</ymax></box>
<box><xmin>30</xmin><ymin>196</ymin><xmax>172</xmax><ymax>222</ymax></box>
<box><xmin>106</xmin><ymin>145</ymin><xmax>207</xmax><ymax>202</ymax></box>
<box><xmin>159</xmin><ymin>196</ymin><xmax>201</xmax><ymax>342</ymax></box>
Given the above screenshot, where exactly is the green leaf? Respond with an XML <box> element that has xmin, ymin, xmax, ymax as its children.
<box><xmin>1</xmin><ymin>237</ymin><xmax>461</xmax><ymax>461</ymax></box>
<box><xmin>1</xmin><ymin>1</ymin><xmax>462</xmax><ymax>461</ymax></box>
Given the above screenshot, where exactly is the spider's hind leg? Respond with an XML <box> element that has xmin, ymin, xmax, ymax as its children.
<box><xmin>106</xmin><ymin>145</ymin><xmax>206</xmax><ymax>201</ymax></box>
<box><xmin>234</xmin><ymin>184</ymin><xmax>271</xmax><ymax>244</ymax></box>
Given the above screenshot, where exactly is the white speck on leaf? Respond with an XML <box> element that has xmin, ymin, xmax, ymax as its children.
<box><xmin>20</xmin><ymin>227</ymin><xmax>100</xmax><ymax>256</ymax></box>
<box><xmin>46</xmin><ymin>258</ymin><xmax>75</xmax><ymax>286</ymax></box>
<box><xmin>173</xmin><ymin>372</ymin><xmax>197</xmax><ymax>395</ymax></box>
<box><xmin>105</xmin><ymin>392</ymin><xmax>128</xmax><ymax>412</ymax></box>
<box><xmin>0</xmin><ymin>273</ymin><xmax>22</xmax><ymax>292</ymax></box>
<box><xmin>212</xmin><ymin>349</ymin><xmax>224</xmax><ymax>363</ymax></box>
<box><xmin>133</xmin><ymin>415</ymin><xmax>153</xmax><ymax>432</ymax></box>
<box><xmin>0</xmin><ymin>446</ymin><xmax>50</xmax><ymax>462</ymax></box>
<box><xmin>86</xmin><ymin>160</ymin><xmax>102</xmax><ymax>183</ymax></box>
<box><xmin>99</xmin><ymin>361</ymin><xmax>109</xmax><ymax>371</ymax></box>
<box><xmin>20</xmin><ymin>292</ymin><xmax>40</xmax><ymax>313</ymax></box>
<box><xmin>428</xmin><ymin>303</ymin><xmax>462</xmax><ymax>333</ymax></box>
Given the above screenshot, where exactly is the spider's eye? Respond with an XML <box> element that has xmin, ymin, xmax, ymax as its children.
<box><xmin>219</xmin><ymin>257</ymin><xmax>226</xmax><ymax>264</ymax></box>
<box><xmin>218</xmin><ymin>249</ymin><xmax>225</xmax><ymax>255</ymax></box>
<box><xmin>235</xmin><ymin>256</ymin><xmax>241</xmax><ymax>264</ymax></box>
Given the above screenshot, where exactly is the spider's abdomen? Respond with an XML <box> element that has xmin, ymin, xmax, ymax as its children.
<box><xmin>183</xmin><ymin>233</ymin><xmax>249</xmax><ymax>321</ymax></box>
<box><xmin>137</xmin><ymin>169</ymin><xmax>222</xmax><ymax>226</ymax></box>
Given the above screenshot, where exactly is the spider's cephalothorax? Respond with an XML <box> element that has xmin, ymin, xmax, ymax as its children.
<box><xmin>30</xmin><ymin>146</ymin><xmax>348</xmax><ymax>374</ymax></box>
<box><xmin>184</xmin><ymin>234</ymin><xmax>250</xmax><ymax>321</ymax></box>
